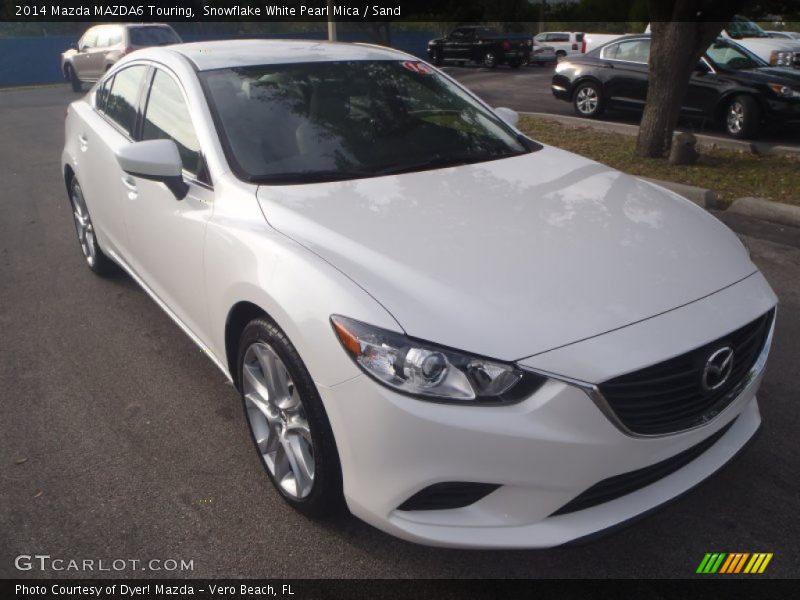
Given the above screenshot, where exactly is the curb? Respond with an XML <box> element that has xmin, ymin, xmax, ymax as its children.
<box><xmin>728</xmin><ymin>197</ymin><xmax>800</xmax><ymax>229</ymax></box>
<box><xmin>638</xmin><ymin>177</ymin><xmax>718</xmax><ymax>209</ymax></box>
<box><xmin>519</xmin><ymin>111</ymin><xmax>800</xmax><ymax>158</ymax></box>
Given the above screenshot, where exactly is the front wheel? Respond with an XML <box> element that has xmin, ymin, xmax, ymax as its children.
<box><xmin>573</xmin><ymin>81</ymin><xmax>605</xmax><ymax>118</ymax></box>
<box><xmin>483</xmin><ymin>52</ymin><xmax>498</xmax><ymax>68</ymax></box>
<box><xmin>724</xmin><ymin>95</ymin><xmax>760</xmax><ymax>139</ymax></box>
<box><xmin>68</xmin><ymin>178</ymin><xmax>117</xmax><ymax>276</ymax></box>
<box><xmin>238</xmin><ymin>317</ymin><xmax>343</xmax><ymax>517</ymax></box>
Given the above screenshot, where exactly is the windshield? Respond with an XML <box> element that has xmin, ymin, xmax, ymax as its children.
<box><xmin>199</xmin><ymin>60</ymin><xmax>531</xmax><ymax>184</ymax></box>
<box><xmin>726</xmin><ymin>17</ymin><xmax>768</xmax><ymax>39</ymax></box>
<box><xmin>129</xmin><ymin>26</ymin><xmax>180</xmax><ymax>47</ymax></box>
<box><xmin>706</xmin><ymin>41</ymin><xmax>766</xmax><ymax>70</ymax></box>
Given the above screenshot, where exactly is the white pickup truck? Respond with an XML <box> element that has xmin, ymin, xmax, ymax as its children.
<box><xmin>720</xmin><ymin>16</ymin><xmax>800</xmax><ymax>68</ymax></box>
<box><xmin>644</xmin><ymin>18</ymin><xmax>799</xmax><ymax>68</ymax></box>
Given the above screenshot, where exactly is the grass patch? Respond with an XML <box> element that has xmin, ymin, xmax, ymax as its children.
<box><xmin>518</xmin><ymin>116</ymin><xmax>800</xmax><ymax>207</ymax></box>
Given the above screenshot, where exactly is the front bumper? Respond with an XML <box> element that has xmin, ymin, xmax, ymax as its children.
<box><xmin>319</xmin><ymin>273</ymin><xmax>775</xmax><ymax>548</ymax></box>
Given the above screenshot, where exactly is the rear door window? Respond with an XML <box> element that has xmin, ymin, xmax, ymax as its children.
<box><xmin>128</xmin><ymin>26</ymin><xmax>181</xmax><ymax>47</ymax></box>
<box><xmin>104</xmin><ymin>65</ymin><xmax>148</xmax><ymax>137</ymax></box>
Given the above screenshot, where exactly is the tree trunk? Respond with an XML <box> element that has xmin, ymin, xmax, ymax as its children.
<box><xmin>636</xmin><ymin>22</ymin><xmax>699</xmax><ymax>157</ymax></box>
<box><xmin>635</xmin><ymin>0</ymin><xmax>744</xmax><ymax>158</ymax></box>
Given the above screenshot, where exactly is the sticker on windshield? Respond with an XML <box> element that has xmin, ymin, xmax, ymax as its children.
<box><xmin>402</xmin><ymin>61</ymin><xmax>434</xmax><ymax>75</ymax></box>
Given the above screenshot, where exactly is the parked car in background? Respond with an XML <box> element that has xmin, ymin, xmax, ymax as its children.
<box><xmin>63</xmin><ymin>39</ymin><xmax>776</xmax><ymax>549</ymax></box>
<box><xmin>583</xmin><ymin>32</ymin><xmax>625</xmax><ymax>53</ymax></box>
<box><xmin>530</xmin><ymin>41</ymin><xmax>557</xmax><ymax>66</ymax></box>
<box><xmin>533</xmin><ymin>31</ymin><xmax>585</xmax><ymax>59</ymax></box>
<box><xmin>61</xmin><ymin>23</ymin><xmax>181</xmax><ymax>92</ymax></box>
<box><xmin>720</xmin><ymin>17</ymin><xmax>800</xmax><ymax>68</ymax></box>
<box><xmin>646</xmin><ymin>17</ymin><xmax>800</xmax><ymax>69</ymax></box>
<box><xmin>765</xmin><ymin>30</ymin><xmax>800</xmax><ymax>40</ymax></box>
<box><xmin>427</xmin><ymin>26</ymin><xmax>532</xmax><ymax>68</ymax></box>
<box><xmin>552</xmin><ymin>35</ymin><xmax>800</xmax><ymax>138</ymax></box>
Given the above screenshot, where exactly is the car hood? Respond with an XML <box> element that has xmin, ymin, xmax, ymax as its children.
<box><xmin>256</xmin><ymin>147</ymin><xmax>755</xmax><ymax>361</ymax></box>
<box><xmin>727</xmin><ymin>66</ymin><xmax>800</xmax><ymax>86</ymax></box>
<box><xmin>733</xmin><ymin>36</ymin><xmax>800</xmax><ymax>56</ymax></box>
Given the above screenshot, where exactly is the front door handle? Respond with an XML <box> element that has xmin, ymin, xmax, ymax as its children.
<box><xmin>121</xmin><ymin>175</ymin><xmax>138</xmax><ymax>198</ymax></box>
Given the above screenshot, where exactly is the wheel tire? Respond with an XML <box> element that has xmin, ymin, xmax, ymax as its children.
<box><xmin>573</xmin><ymin>81</ymin><xmax>605</xmax><ymax>118</ymax></box>
<box><xmin>556</xmin><ymin>50</ymin><xmax>567</xmax><ymax>61</ymax></box>
<box><xmin>68</xmin><ymin>178</ymin><xmax>117</xmax><ymax>277</ymax></box>
<box><xmin>508</xmin><ymin>58</ymin><xmax>522</xmax><ymax>69</ymax></box>
<box><xmin>483</xmin><ymin>52</ymin><xmax>498</xmax><ymax>68</ymax></box>
<box><xmin>431</xmin><ymin>49</ymin><xmax>443</xmax><ymax>66</ymax></box>
<box><xmin>66</xmin><ymin>65</ymin><xmax>82</xmax><ymax>93</ymax></box>
<box><xmin>238</xmin><ymin>317</ymin><xmax>344</xmax><ymax>518</ymax></box>
<box><xmin>724</xmin><ymin>95</ymin><xmax>760</xmax><ymax>139</ymax></box>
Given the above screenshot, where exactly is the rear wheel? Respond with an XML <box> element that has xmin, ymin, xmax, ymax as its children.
<box><xmin>66</xmin><ymin>64</ymin><xmax>82</xmax><ymax>93</ymax></box>
<box><xmin>483</xmin><ymin>52</ymin><xmax>498</xmax><ymax>68</ymax></box>
<box><xmin>238</xmin><ymin>317</ymin><xmax>343</xmax><ymax>517</ymax></box>
<box><xmin>724</xmin><ymin>95</ymin><xmax>760</xmax><ymax>139</ymax></box>
<box><xmin>508</xmin><ymin>58</ymin><xmax>522</xmax><ymax>69</ymax></box>
<box><xmin>68</xmin><ymin>178</ymin><xmax>116</xmax><ymax>276</ymax></box>
<box><xmin>556</xmin><ymin>50</ymin><xmax>567</xmax><ymax>61</ymax></box>
<box><xmin>431</xmin><ymin>48</ymin><xmax>443</xmax><ymax>66</ymax></box>
<box><xmin>573</xmin><ymin>81</ymin><xmax>604</xmax><ymax>118</ymax></box>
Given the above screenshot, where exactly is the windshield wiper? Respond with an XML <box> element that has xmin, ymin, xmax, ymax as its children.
<box><xmin>370</xmin><ymin>152</ymin><xmax>526</xmax><ymax>177</ymax></box>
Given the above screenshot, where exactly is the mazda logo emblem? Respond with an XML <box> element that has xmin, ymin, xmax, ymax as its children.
<box><xmin>702</xmin><ymin>347</ymin><xmax>734</xmax><ymax>392</ymax></box>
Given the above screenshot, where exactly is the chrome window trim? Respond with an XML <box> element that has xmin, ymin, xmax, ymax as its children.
<box><xmin>520</xmin><ymin>310</ymin><xmax>775</xmax><ymax>439</ymax></box>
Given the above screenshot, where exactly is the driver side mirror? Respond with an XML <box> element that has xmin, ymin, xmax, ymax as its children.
<box><xmin>494</xmin><ymin>106</ymin><xmax>520</xmax><ymax>128</ymax></box>
<box><xmin>114</xmin><ymin>139</ymin><xmax>188</xmax><ymax>200</ymax></box>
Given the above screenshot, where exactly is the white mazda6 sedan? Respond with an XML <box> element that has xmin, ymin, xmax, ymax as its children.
<box><xmin>62</xmin><ymin>40</ymin><xmax>777</xmax><ymax>548</ymax></box>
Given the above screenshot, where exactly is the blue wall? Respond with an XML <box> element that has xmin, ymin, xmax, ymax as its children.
<box><xmin>0</xmin><ymin>30</ymin><xmax>436</xmax><ymax>86</ymax></box>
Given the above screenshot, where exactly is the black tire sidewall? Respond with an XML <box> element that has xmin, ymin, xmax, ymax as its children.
<box><xmin>237</xmin><ymin>317</ymin><xmax>343</xmax><ymax>517</ymax></box>
<box><xmin>69</xmin><ymin>178</ymin><xmax>116</xmax><ymax>277</ymax></box>
<box><xmin>67</xmin><ymin>65</ymin><xmax>82</xmax><ymax>92</ymax></box>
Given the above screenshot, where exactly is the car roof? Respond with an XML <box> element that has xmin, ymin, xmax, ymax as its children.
<box><xmin>164</xmin><ymin>39</ymin><xmax>410</xmax><ymax>71</ymax></box>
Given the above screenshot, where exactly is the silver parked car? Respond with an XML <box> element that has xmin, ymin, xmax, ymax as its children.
<box><xmin>61</xmin><ymin>23</ymin><xmax>181</xmax><ymax>92</ymax></box>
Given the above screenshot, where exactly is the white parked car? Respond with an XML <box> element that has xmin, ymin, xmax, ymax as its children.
<box><xmin>62</xmin><ymin>40</ymin><xmax>777</xmax><ymax>549</ymax></box>
<box><xmin>765</xmin><ymin>30</ymin><xmax>800</xmax><ymax>40</ymax></box>
<box><xmin>534</xmin><ymin>31</ymin><xmax>586</xmax><ymax>59</ymax></box>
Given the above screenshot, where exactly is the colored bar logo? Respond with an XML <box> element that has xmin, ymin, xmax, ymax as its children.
<box><xmin>696</xmin><ymin>553</ymin><xmax>773</xmax><ymax>574</ymax></box>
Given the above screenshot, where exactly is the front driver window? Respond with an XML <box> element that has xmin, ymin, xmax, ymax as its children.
<box><xmin>142</xmin><ymin>69</ymin><xmax>206</xmax><ymax>182</ymax></box>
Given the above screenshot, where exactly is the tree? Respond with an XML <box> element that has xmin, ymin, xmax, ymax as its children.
<box><xmin>635</xmin><ymin>1</ymin><xmax>748</xmax><ymax>158</ymax></box>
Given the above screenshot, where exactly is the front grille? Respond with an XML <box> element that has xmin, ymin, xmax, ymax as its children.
<box><xmin>599</xmin><ymin>310</ymin><xmax>773</xmax><ymax>435</ymax></box>
<box><xmin>551</xmin><ymin>419</ymin><xmax>735</xmax><ymax>516</ymax></box>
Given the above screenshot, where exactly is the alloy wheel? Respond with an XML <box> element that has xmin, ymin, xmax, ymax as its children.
<box><xmin>70</xmin><ymin>183</ymin><xmax>97</xmax><ymax>267</ymax></box>
<box><xmin>727</xmin><ymin>102</ymin><xmax>745</xmax><ymax>134</ymax></box>
<box><xmin>576</xmin><ymin>86</ymin><xmax>599</xmax><ymax>115</ymax></box>
<box><xmin>242</xmin><ymin>342</ymin><xmax>315</xmax><ymax>499</ymax></box>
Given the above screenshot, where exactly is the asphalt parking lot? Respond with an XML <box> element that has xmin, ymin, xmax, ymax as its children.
<box><xmin>0</xmin><ymin>84</ymin><xmax>799</xmax><ymax>579</ymax></box>
<box><xmin>443</xmin><ymin>64</ymin><xmax>800</xmax><ymax>146</ymax></box>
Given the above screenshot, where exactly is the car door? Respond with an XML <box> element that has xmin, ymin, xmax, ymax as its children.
<box><xmin>683</xmin><ymin>58</ymin><xmax>724</xmax><ymax>116</ymax></box>
<box><xmin>73</xmin><ymin>28</ymin><xmax>98</xmax><ymax>80</ymax></box>
<box><xmin>85</xmin><ymin>27</ymin><xmax>112</xmax><ymax>81</ymax></box>
<box><xmin>76</xmin><ymin>64</ymin><xmax>150</xmax><ymax>258</ymax></box>
<box><xmin>600</xmin><ymin>39</ymin><xmax>651</xmax><ymax>109</ymax></box>
<box><xmin>444</xmin><ymin>29</ymin><xmax>467</xmax><ymax>61</ymax></box>
<box><xmin>122</xmin><ymin>67</ymin><xmax>213</xmax><ymax>340</ymax></box>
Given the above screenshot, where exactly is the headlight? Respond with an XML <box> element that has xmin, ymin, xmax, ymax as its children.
<box><xmin>331</xmin><ymin>316</ymin><xmax>545</xmax><ymax>404</ymax></box>
<box><xmin>770</xmin><ymin>50</ymin><xmax>794</xmax><ymax>66</ymax></box>
<box><xmin>555</xmin><ymin>61</ymin><xmax>573</xmax><ymax>73</ymax></box>
<box><xmin>767</xmin><ymin>82</ymin><xmax>800</xmax><ymax>98</ymax></box>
